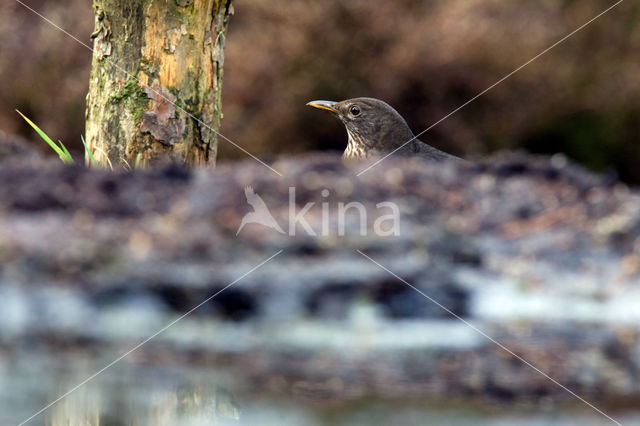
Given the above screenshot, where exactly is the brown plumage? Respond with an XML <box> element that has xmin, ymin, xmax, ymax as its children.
<box><xmin>307</xmin><ymin>97</ymin><xmax>463</xmax><ymax>163</ymax></box>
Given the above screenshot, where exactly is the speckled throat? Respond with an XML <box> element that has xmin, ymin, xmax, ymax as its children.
<box><xmin>343</xmin><ymin>131</ymin><xmax>376</xmax><ymax>160</ymax></box>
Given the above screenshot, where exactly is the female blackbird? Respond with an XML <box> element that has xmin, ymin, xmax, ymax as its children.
<box><xmin>307</xmin><ymin>97</ymin><xmax>462</xmax><ymax>163</ymax></box>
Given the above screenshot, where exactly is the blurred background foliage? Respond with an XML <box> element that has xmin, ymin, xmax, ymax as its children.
<box><xmin>2</xmin><ymin>0</ymin><xmax>640</xmax><ymax>182</ymax></box>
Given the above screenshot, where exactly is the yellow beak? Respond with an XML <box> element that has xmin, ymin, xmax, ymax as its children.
<box><xmin>306</xmin><ymin>100</ymin><xmax>340</xmax><ymax>114</ymax></box>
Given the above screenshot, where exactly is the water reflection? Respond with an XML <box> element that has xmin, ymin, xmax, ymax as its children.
<box><xmin>1</xmin><ymin>357</ymin><xmax>241</xmax><ymax>426</ymax></box>
<box><xmin>49</xmin><ymin>381</ymin><xmax>239</xmax><ymax>426</ymax></box>
<box><xmin>3</xmin><ymin>356</ymin><xmax>639</xmax><ymax>426</ymax></box>
<box><xmin>46</xmin><ymin>372</ymin><xmax>240</xmax><ymax>426</ymax></box>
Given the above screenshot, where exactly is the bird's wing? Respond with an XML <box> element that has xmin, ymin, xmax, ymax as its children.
<box><xmin>414</xmin><ymin>140</ymin><xmax>467</xmax><ymax>163</ymax></box>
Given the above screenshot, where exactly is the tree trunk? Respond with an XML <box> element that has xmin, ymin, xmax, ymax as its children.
<box><xmin>85</xmin><ymin>0</ymin><xmax>233</xmax><ymax>167</ymax></box>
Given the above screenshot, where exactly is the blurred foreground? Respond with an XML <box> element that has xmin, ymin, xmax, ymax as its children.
<box><xmin>1</xmin><ymin>136</ymin><xmax>640</xmax><ymax>424</ymax></box>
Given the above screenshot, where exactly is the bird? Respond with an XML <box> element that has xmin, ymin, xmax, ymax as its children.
<box><xmin>307</xmin><ymin>97</ymin><xmax>463</xmax><ymax>163</ymax></box>
<box><xmin>236</xmin><ymin>186</ymin><xmax>285</xmax><ymax>235</ymax></box>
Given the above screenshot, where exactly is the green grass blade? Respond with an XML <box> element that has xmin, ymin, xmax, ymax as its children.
<box><xmin>16</xmin><ymin>109</ymin><xmax>66</xmax><ymax>159</ymax></box>
<box><xmin>81</xmin><ymin>135</ymin><xmax>100</xmax><ymax>167</ymax></box>
<box><xmin>58</xmin><ymin>141</ymin><xmax>74</xmax><ymax>164</ymax></box>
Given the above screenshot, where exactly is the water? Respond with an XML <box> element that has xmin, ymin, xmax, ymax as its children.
<box><xmin>1</xmin><ymin>355</ymin><xmax>637</xmax><ymax>426</ymax></box>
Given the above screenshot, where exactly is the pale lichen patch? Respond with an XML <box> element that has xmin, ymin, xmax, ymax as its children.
<box><xmin>163</xmin><ymin>24</ymin><xmax>188</xmax><ymax>54</ymax></box>
<box><xmin>91</xmin><ymin>10</ymin><xmax>112</xmax><ymax>60</ymax></box>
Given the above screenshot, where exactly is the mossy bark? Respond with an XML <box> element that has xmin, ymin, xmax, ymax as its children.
<box><xmin>86</xmin><ymin>0</ymin><xmax>233</xmax><ymax>167</ymax></box>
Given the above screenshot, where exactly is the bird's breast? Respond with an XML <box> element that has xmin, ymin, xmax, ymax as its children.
<box><xmin>343</xmin><ymin>142</ymin><xmax>368</xmax><ymax>160</ymax></box>
<box><xmin>343</xmin><ymin>133</ymin><xmax>373</xmax><ymax>160</ymax></box>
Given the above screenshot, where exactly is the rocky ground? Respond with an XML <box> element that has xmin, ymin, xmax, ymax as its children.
<box><xmin>1</xmin><ymin>135</ymin><xmax>640</xmax><ymax>424</ymax></box>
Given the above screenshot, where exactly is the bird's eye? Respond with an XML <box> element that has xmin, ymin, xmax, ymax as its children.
<box><xmin>349</xmin><ymin>105</ymin><xmax>361</xmax><ymax>117</ymax></box>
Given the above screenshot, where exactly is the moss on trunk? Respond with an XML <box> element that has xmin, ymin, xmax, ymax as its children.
<box><xmin>86</xmin><ymin>0</ymin><xmax>233</xmax><ymax>167</ymax></box>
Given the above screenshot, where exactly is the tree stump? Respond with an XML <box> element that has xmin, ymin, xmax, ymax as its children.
<box><xmin>86</xmin><ymin>0</ymin><xmax>233</xmax><ymax>167</ymax></box>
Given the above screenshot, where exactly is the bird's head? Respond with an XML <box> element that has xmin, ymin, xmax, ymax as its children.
<box><xmin>306</xmin><ymin>97</ymin><xmax>415</xmax><ymax>153</ymax></box>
